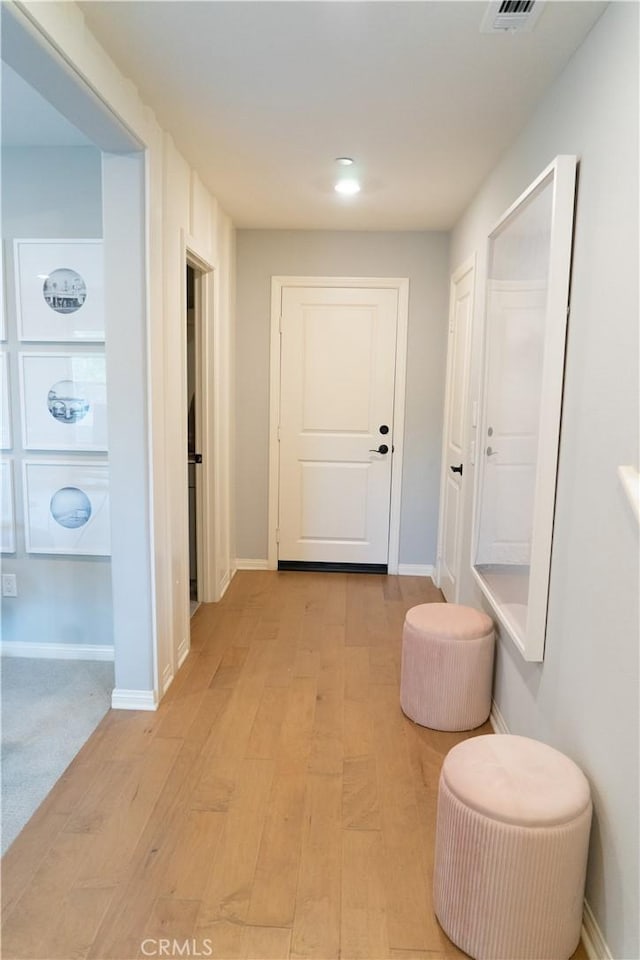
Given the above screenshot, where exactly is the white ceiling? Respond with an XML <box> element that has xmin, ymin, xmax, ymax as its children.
<box><xmin>77</xmin><ymin>2</ymin><xmax>605</xmax><ymax>229</ymax></box>
<box><xmin>1</xmin><ymin>62</ymin><xmax>93</xmax><ymax>148</ymax></box>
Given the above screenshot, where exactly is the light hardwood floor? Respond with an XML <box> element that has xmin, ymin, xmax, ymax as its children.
<box><xmin>1</xmin><ymin>572</ymin><xmax>587</xmax><ymax>960</ymax></box>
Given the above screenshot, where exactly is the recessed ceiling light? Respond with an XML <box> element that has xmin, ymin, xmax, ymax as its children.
<box><xmin>335</xmin><ymin>178</ymin><xmax>361</xmax><ymax>196</ymax></box>
<box><xmin>335</xmin><ymin>157</ymin><xmax>354</xmax><ymax>166</ymax></box>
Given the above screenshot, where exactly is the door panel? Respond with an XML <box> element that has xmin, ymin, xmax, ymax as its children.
<box><xmin>438</xmin><ymin>261</ymin><xmax>474</xmax><ymax>602</ymax></box>
<box><xmin>300</xmin><ymin>462</ymin><xmax>369</xmax><ymax>540</ymax></box>
<box><xmin>302</xmin><ymin>308</ymin><xmax>373</xmax><ymax>431</ymax></box>
<box><xmin>278</xmin><ymin>286</ymin><xmax>398</xmax><ymax>565</ymax></box>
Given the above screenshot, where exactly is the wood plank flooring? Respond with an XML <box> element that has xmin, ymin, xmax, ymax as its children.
<box><xmin>1</xmin><ymin>572</ymin><xmax>588</xmax><ymax>960</ymax></box>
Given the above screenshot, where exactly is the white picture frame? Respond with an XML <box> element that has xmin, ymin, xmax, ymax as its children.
<box><xmin>1</xmin><ymin>352</ymin><xmax>12</xmax><ymax>450</ymax></box>
<box><xmin>14</xmin><ymin>239</ymin><xmax>104</xmax><ymax>342</ymax></box>
<box><xmin>23</xmin><ymin>460</ymin><xmax>110</xmax><ymax>556</ymax></box>
<box><xmin>19</xmin><ymin>353</ymin><xmax>107</xmax><ymax>451</ymax></box>
<box><xmin>1</xmin><ymin>460</ymin><xmax>16</xmax><ymax>553</ymax></box>
<box><xmin>0</xmin><ymin>255</ymin><xmax>6</xmax><ymax>341</ymax></box>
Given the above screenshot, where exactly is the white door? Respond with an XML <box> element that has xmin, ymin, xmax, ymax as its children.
<box><xmin>437</xmin><ymin>259</ymin><xmax>475</xmax><ymax>601</ymax></box>
<box><xmin>277</xmin><ymin>285</ymin><xmax>399</xmax><ymax>567</ymax></box>
<box><xmin>476</xmin><ymin>281</ymin><xmax>546</xmax><ymax>565</ymax></box>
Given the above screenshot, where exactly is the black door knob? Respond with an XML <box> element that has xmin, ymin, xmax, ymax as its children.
<box><xmin>450</xmin><ymin>463</ymin><xmax>463</xmax><ymax>475</ymax></box>
<box><xmin>379</xmin><ymin>424</ymin><xmax>389</xmax><ymax>435</ymax></box>
<box><xmin>369</xmin><ymin>444</ymin><xmax>389</xmax><ymax>455</ymax></box>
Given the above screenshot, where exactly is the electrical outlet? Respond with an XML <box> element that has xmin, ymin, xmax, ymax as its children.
<box><xmin>1</xmin><ymin>574</ymin><xmax>17</xmax><ymax>597</ymax></box>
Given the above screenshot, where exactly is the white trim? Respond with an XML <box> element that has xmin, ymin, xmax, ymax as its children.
<box><xmin>183</xmin><ymin>236</ymin><xmax>218</xmax><ymax>602</ymax></box>
<box><xmin>219</xmin><ymin>569</ymin><xmax>233</xmax><ymax>599</ymax></box>
<box><xmin>489</xmin><ymin>698</ymin><xmax>509</xmax><ymax>735</ymax></box>
<box><xmin>161</xmin><ymin>663</ymin><xmax>173</xmax><ymax>694</ymax></box>
<box><xmin>268</xmin><ymin>276</ymin><xmax>409</xmax><ymax>573</ymax></box>
<box><xmin>111</xmin><ymin>688</ymin><xmax>158</xmax><ymax>711</ymax></box>
<box><xmin>169</xmin><ymin>238</ymin><xmax>217</xmax><ymax>689</ymax></box>
<box><xmin>187</xmin><ymin>248</ymin><xmax>217</xmax><ymax>605</ymax></box>
<box><xmin>617</xmin><ymin>465</ymin><xmax>640</xmax><ymax>525</ymax></box>
<box><xmin>267</xmin><ymin>279</ymin><xmax>282</xmax><ymax>570</ymax></box>
<box><xmin>388</xmin><ymin>280</ymin><xmax>409</xmax><ymax>575</ymax></box>
<box><xmin>235</xmin><ymin>558</ymin><xmax>270</xmax><ymax>571</ymax></box>
<box><xmin>581</xmin><ymin>900</ymin><xmax>613</xmax><ymax>960</ymax></box>
<box><xmin>397</xmin><ymin>564</ymin><xmax>435</xmax><ymax>578</ymax></box>
<box><xmin>471</xmin><ymin>155</ymin><xmax>578</xmax><ymax>663</ymax></box>
<box><xmin>1</xmin><ymin>641</ymin><xmax>114</xmax><ymax>661</ymax></box>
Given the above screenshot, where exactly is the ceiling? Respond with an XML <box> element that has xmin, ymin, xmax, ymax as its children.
<box><xmin>78</xmin><ymin>3</ymin><xmax>606</xmax><ymax>228</ymax></box>
<box><xmin>1</xmin><ymin>62</ymin><xmax>93</xmax><ymax>148</ymax></box>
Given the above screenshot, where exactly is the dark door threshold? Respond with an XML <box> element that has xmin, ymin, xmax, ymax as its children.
<box><xmin>277</xmin><ymin>560</ymin><xmax>388</xmax><ymax>575</ymax></box>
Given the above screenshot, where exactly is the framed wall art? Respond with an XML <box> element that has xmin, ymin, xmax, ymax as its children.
<box><xmin>14</xmin><ymin>239</ymin><xmax>104</xmax><ymax>342</ymax></box>
<box><xmin>1</xmin><ymin>352</ymin><xmax>12</xmax><ymax>450</ymax></box>
<box><xmin>19</xmin><ymin>353</ymin><xmax>108</xmax><ymax>451</ymax></box>
<box><xmin>1</xmin><ymin>460</ymin><xmax>16</xmax><ymax>553</ymax></box>
<box><xmin>22</xmin><ymin>460</ymin><xmax>110</xmax><ymax>556</ymax></box>
<box><xmin>1</xmin><ymin>256</ymin><xmax>6</xmax><ymax>341</ymax></box>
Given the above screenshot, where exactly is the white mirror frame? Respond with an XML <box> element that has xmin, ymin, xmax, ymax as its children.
<box><xmin>471</xmin><ymin>155</ymin><xmax>578</xmax><ymax>662</ymax></box>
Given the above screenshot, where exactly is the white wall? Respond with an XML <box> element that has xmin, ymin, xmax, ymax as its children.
<box><xmin>450</xmin><ymin>6</ymin><xmax>639</xmax><ymax>958</ymax></box>
<box><xmin>235</xmin><ymin>230</ymin><xmax>449</xmax><ymax>565</ymax></box>
<box><xmin>10</xmin><ymin>2</ymin><xmax>237</xmax><ymax>702</ymax></box>
<box><xmin>161</xmin><ymin>141</ymin><xmax>236</xmax><ymax>687</ymax></box>
<box><xmin>1</xmin><ymin>145</ymin><xmax>113</xmax><ymax>651</ymax></box>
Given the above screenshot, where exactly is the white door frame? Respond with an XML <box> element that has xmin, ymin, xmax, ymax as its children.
<box><xmin>268</xmin><ymin>276</ymin><xmax>409</xmax><ymax>574</ymax></box>
<box><xmin>184</xmin><ymin>237</ymin><xmax>218</xmax><ymax>605</ymax></box>
<box><xmin>435</xmin><ymin>254</ymin><xmax>476</xmax><ymax>599</ymax></box>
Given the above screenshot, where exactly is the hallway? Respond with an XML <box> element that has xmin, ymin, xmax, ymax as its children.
<box><xmin>1</xmin><ymin>572</ymin><xmax>587</xmax><ymax>959</ymax></box>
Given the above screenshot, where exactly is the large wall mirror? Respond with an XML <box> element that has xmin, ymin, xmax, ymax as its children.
<box><xmin>472</xmin><ymin>156</ymin><xmax>577</xmax><ymax>662</ymax></box>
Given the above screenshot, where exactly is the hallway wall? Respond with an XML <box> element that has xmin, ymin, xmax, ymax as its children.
<box><xmin>235</xmin><ymin>230</ymin><xmax>449</xmax><ymax>566</ymax></box>
<box><xmin>449</xmin><ymin>5</ymin><xmax>639</xmax><ymax>957</ymax></box>
<box><xmin>11</xmin><ymin>2</ymin><xmax>237</xmax><ymax>702</ymax></box>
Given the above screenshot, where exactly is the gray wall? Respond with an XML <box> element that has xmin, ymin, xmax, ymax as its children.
<box><xmin>450</xmin><ymin>6</ymin><xmax>638</xmax><ymax>958</ymax></box>
<box><xmin>1</xmin><ymin>146</ymin><xmax>113</xmax><ymax>648</ymax></box>
<box><xmin>235</xmin><ymin>230</ymin><xmax>449</xmax><ymax>564</ymax></box>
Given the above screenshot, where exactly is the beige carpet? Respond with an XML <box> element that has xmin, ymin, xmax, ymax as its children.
<box><xmin>1</xmin><ymin>657</ymin><xmax>113</xmax><ymax>854</ymax></box>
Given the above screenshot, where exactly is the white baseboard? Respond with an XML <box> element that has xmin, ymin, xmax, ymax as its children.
<box><xmin>161</xmin><ymin>664</ymin><xmax>173</xmax><ymax>695</ymax></box>
<box><xmin>489</xmin><ymin>698</ymin><xmax>509</xmax><ymax>735</ymax></box>
<box><xmin>111</xmin><ymin>688</ymin><xmax>157</xmax><ymax>711</ymax></box>
<box><xmin>1</xmin><ymin>641</ymin><xmax>114</xmax><ymax>661</ymax></box>
<box><xmin>218</xmin><ymin>569</ymin><xmax>233</xmax><ymax>599</ymax></box>
<box><xmin>177</xmin><ymin>642</ymin><xmax>189</xmax><ymax>668</ymax></box>
<box><xmin>235</xmin><ymin>558</ymin><xmax>269</xmax><ymax>571</ymax></box>
<box><xmin>488</xmin><ymin>700</ymin><xmax>612</xmax><ymax>960</ymax></box>
<box><xmin>581</xmin><ymin>900</ymin><xmax>613</xmax><ymax>960</ymax></box>
<box><xmin>397</xmin><ymin>564</ymin><xmax>435</xmax><ymax>578</ymax></box>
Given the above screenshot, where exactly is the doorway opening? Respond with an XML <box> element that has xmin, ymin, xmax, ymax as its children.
<box><xmin>186</xmin><ymin>263</ymin><xmax>203</xmax><ymax>616</ymax></box>
<box><xmin>1</xmin><ymin>2</ymin><xmax>148</xmax><ymax>840</ymax></box>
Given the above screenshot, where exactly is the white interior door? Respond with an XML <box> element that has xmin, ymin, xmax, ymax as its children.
<box><xmin>437</xmin><ymin>259</ymin><xmax>474</xmax><ymax>602</ymax></box>
<box><xmin>277</xmin><ymin>285</ymin><xmax>399</xmax><ymax>567</ymax></box>
<box><xmin>476</xmin><ymin>282</ymin><xmax>546</xmax><ymax>565</ymax></box>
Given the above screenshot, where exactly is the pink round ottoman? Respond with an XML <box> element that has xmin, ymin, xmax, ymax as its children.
<box><xmin>400</xmin><ymin>603</ymin><xmax>494</xmax><ymax>731</ymax></box>
<box><xmin>434</xmin><ymin>735</ymin><xmax>592</xmax><ymax>960</ymax></box>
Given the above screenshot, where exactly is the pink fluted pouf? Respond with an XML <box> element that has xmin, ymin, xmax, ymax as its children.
<box><xmin>434</xmin><ymin>734</ymin><xmax>593</xmax><ymax>960</ymax></box>
<box><xmin>400</xmin><ymin>603</ymin><xmax>494</xmax><ymax>731</ymax></box>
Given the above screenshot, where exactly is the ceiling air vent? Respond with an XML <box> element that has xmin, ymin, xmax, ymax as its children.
<box><xmin>481</xmin><ymin>0</ymin><xmax>545</xmax><ymax>33</ymax></box>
